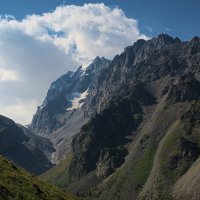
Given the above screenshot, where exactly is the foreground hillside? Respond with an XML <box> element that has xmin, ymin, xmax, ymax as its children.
<box><xmin>0</xmin><ymin>156</ymin><xmax>77</xmax><ymax>200</ymax></box>
<box><xmin>0</xmin><ymin>115</ymin><xmax>54</xmax><ymax>175</ymax></box>
<box><xmin>39</xmin><ymin>34</ymin><xmax>200</xmax><ymax>200</ymax></box>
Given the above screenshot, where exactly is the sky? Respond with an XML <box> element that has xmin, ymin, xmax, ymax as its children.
<box><xmin>0</xmin><ymin>0</ymin><xmax>199</xmax><ymax>124</ymax></box>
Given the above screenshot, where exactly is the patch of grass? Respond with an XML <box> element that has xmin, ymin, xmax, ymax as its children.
<box><xmin>40</xmin><ymin>153</ymin><xmax>72</xmax><ymax>188</ymax></box>
<box><xmin>134</xmin><ymin>145</ymin><xmax>156</xmax><ymax>185</ymax></box>
<box><xmin>159</xmin><ymin>121</ymin><xmax>182</xmax><ymax>167</ymax></box>
<box><xmin>0</xmin><ymin>156</ymin><xmax>77</xmax><ymax>200</ymax></box>
<box><xmin>159</xmin><ymin>120</ymin><xmax>200</xmax><ymax>181</ymax></box>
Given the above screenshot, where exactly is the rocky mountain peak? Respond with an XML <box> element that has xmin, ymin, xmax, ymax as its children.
<box><xmin>191</xmin><ymin>36</ymin><xmax>200</xmax><ymax>43</ymax></box>
<box><xmin>29</xmin><ymin>56</ymin><xmax>110</xmax><ymax>135</ymax></box>
<box><xmin>132</xmin><ymin>39</ymin><xmax>146</xmax><ymax>50</ymax></box>
<box><xmin>157</xmin><ymin>33</ymin><xmax>179</xmax><ymax>44</ymax></box>
<box><xmin>28</xmin><ymin>35</ymin><xmax>200</xmax><ymax>200</ymax></box>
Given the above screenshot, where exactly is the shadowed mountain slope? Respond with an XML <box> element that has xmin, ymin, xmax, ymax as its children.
<box><xmin>0</xmin><ymin>115</ymin><xmax>54</xmax><ymax>175</ymax></box>
<box><xmin>38</xmin><ymin>34</ymin><xmax>200</xmax><ymax>199</ymax></box>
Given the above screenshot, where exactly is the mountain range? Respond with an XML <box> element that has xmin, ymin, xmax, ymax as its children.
<box><xmin>1</xmin><ymin>34</ymin><xmax>200</xmax><ymax>200</ymax></box>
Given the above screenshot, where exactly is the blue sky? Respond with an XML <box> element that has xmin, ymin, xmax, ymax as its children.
<box><xmin>0</xmin><ymin>0</ymin><xmax>199</xmax><ymax>40</ymax></box>
<box><xmin>0</xmin><ymin>1</ymin><xmax>199</xmax><ymax>124</ymax></box>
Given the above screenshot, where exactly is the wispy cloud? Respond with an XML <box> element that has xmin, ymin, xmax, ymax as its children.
<box><xmin>0</xmin><ymin>3</ymin><xmax>149</xmax><ymax>124</ymax></box>
<box><xmin>165</xmin><ymin>27</ymin><xmax>171</xmax><ymax>32</ymax></box>
<box><xmin>143</xmin><ymin>25</ymin><xmax>153</xmax><ymax>33</ymax></box>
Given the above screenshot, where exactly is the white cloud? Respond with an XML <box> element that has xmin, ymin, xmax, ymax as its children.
<box><xmin>0</xmin><ymin>3</ymin><xmax>148</xmax><ymax>125</ymax></box>
<box><xmin>0</xmin><ymin>99</ymin><xmax>37</xmax><ymax>125</ymax></box>
<box><xmin>0</xmin><ymin>68</ymin><xmax>19</xmax><ymax>81</ymax></box>
<box><xmin>165</xmin><ymin>27</ymin><xmax>171</xmax><ymax>32</ymax></box>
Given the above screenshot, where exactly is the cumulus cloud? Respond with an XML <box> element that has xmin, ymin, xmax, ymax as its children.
<box><xmin>0</xmin><ymin>3</ymin><xmax>148</xmax><ymax>124</ymax></box>
<box><xmin>0</xmin><ymin>26</ymin><xmax>77</xmax><ymax>124</ymax></box>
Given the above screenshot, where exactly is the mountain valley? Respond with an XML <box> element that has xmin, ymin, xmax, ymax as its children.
<box><xmin>1</xmin><ymin>34</ymin><xmax>200</xmax><ymax>200</ymax></box>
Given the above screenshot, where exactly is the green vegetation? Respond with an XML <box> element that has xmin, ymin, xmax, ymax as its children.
<box><xmin>40</xmin><ymin>153</ymin><xmax>72</xmax><ymax>189</ymax></box>
<box><xmin>159</xmin><ymin>119</ymin><xmax>200</xmax><ymax>179</ymax></box>
<box><xmin>134</xmin><ymin>145</ymin><xmax>156</xmax><ymax>185</ymax></box>
<box><xmin>159</xmin><ymin>121</ymin><xmax>182</xmax><ymax>167</ymax></box>
<box><xmin>0</xmin><ymin>156</ymin><xmax>77</xmax><ymax>200</ymax></box>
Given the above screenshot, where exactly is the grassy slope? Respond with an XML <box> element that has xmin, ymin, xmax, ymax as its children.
<box><xmin>138</xmin><ymin>120</ymin><xmax>182</xmax><ymax>200</ymax></box>
<box><xmin>41</xmin><ymin>154</ymin><xmax>101</xmax><ymax>195</ymax></box>
<box><xmin>133</xmin><ymin>144</ymin><xmax>156</xmax><ymax>186</ymax></box>
<box><xmin>41</xmin><ymin>99</ymin><xmax>192</xmax><ymax>200</ymax></box>
<box><xmin>40</xmin><ymin>99</ymin><xmax>200</xmax><ymax>200</ymax></box>
<box><xmin>81</xmin><ymin>94</ymin><xmax>181</xmax><ymax>199</ymax></box>
<box><xmin>83</xmin><ymin>99</ymin><xmax>193</xmax><ymax>200</ymax></box>
<box><xmin>173</xmin><ymin>157</ymin><xmax>200</xmax><ymax>200</ymax></box>
<box><xmin>0</xmin><ymin>156</ymin><xmax>77</xmax><ymax>200</ymax></box>
<box><xmin>40</xmin><ymin>153</ymin><xmax>72</xmax><ymax>189</ymax></box>
<box><xmin>139</xmin><ymin>101</ymin><xmax>200</xmax><ymax>200</ymax></box>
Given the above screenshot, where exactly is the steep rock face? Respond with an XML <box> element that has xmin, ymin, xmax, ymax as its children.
<box><xmin>29</xmin><ymin>57</ymin><xmax>110</xmax><ymax>162</ymax></box>
<box><xmin>96</xmin><ymin>147</ymin><xmax>128</xmax><ymax>179</ymax></box>
<box><xmin>0</xmin><ymin>115</ymin><xmax>54</xmax><ymax>175</ymax></box>
<box><xmin>30</xmin><ymin>57</ymin><xmax>110</xmax><ymax>136</ymax></box>
<box><xmin>69</xmin><ymin>84</ymin><xmax>155</xmax><ymax>180</ymax></box>
<box><xmin>59</xmin><ymin>34</ymin><xmax>200</xmax><ymax>199</ymax></box>
<box><xmin>39</xmin><ymin>34</ymin><xmax>200</xmax><ymax>199</ymax></box>
<box><xmin>68</xmin><ymin>34</ymin><xmax>200</xmax><ymax>180</ymax></box>
<box><xmin>167</xmin><ymin>74</ymin><xmax>200</xmax><ymax>103</ymax></box>
<box><xmin>86</xmin><ymin>34</ymin><xmax>200</xmax><ymax>116</ymax></box>
<box><xmin>30</xmin><ymin>35</ymin><xmax>200</xmax><ymax>159</ymax></box>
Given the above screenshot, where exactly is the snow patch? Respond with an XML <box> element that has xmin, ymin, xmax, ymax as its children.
<box><xmin>51</xmin><ymin>152</ymin><xmax>56</xmax><ymax>164</ymax></box>
<box><xmin>67</xmin><ymin>89</ymin><xmax>89</xmax><ymax>111</ymax></box>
